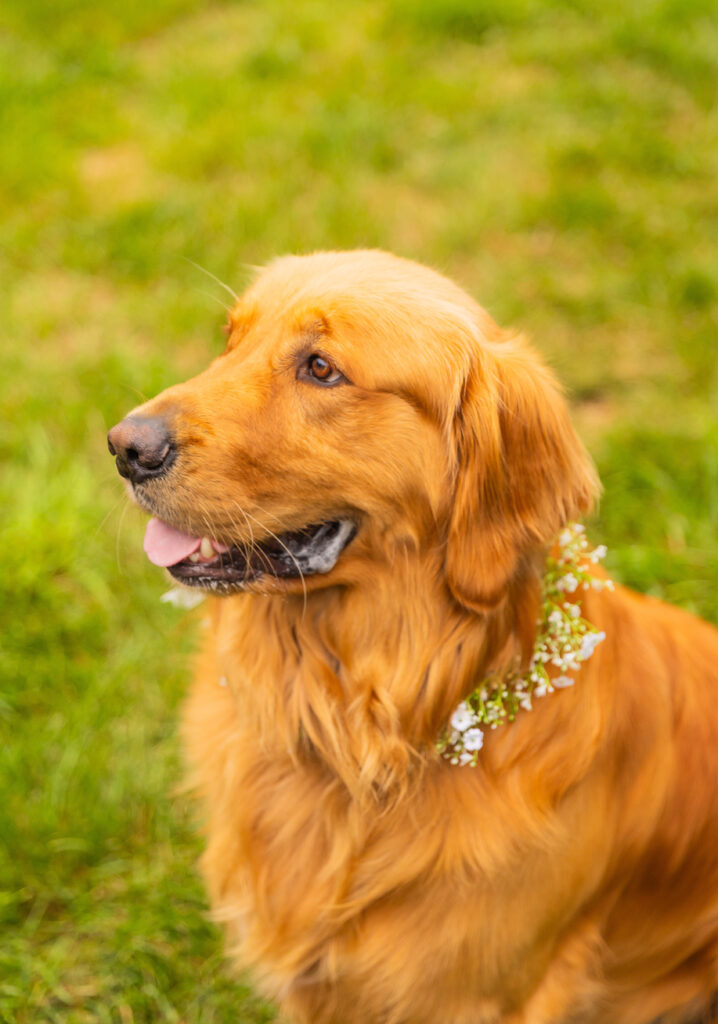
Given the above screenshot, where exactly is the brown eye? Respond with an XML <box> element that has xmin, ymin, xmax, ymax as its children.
<box><xmin>309</xmin><ymin>355</ymin><xmax>332</xmax><ymax>379</ymax></box>
<box><xmin>304</xmin><ymin>354</ymin><xmax>344</xmax><ymax>386</ymax></box>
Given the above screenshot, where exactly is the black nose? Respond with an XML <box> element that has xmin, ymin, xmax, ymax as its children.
<box><xmin>107</xmin><ymin>416</ymin><xmax>176</xmax><ymax>484</ymax></box>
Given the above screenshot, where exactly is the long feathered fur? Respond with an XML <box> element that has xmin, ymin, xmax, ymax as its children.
<box><xmin>122</xmin><ymin>251</ymin><xmax>718</xmax><ymax>1024</ymax></box>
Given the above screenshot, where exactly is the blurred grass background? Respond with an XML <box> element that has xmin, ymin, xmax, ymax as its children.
<box><xmin>1</xmin><ymin>0</ymin><xmax>717</xmax><ymax>1020</ymax></box>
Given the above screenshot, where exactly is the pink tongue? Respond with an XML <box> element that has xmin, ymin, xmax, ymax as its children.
<box><xmin>144</xmin><ymin>518</ymin><xmax>201</xmax><ymax>567</ymax></box>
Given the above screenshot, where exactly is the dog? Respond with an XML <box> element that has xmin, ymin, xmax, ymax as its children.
<box><xmin>108</xmin><ymin>250</ymin><xmax>718</xmax><ymax>1024</ymax></box>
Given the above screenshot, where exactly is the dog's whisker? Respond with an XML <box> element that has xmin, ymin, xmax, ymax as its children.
<box><xmin>184</xmin><ymin>257</ymin><xmax>240</xmax><ymax>303</ymax></box>
<box><xmin>247</xmin><ymin>500</ymin><xmax>295</xmax><ymax>535</ymax></box>
<box><xmin>192</xmin><ymin>287</ymin><xmax>234</xmax><ymax>314</ymax></box>
<box><xmin>240</xmin><ymin>506</ymin><xmax>308</xmax><ymax>616</ymax></box>
<box><xmin>122</xmin><ymin>384</ymin><xmax>149</xmax><ymax>404</ymax></box>
<box><xmin>94</xmin><ymin>490</ymin><xmax>129</xmax><ymax>541</ymax></box>
<box><xmin>197</xmin><ymin>503</ymin><xmax>219</xmax><ymax>547</ymax></box>
<box><xmin>225</xmin><ymin>500</ymin><xmax>276</xmax><ymax>582</ymax></box>
<box><xmin>197</xmin><ymin>498</ymin><xmax>260</xmax><ymax>582</ymax></box>
<box><xmin>114</xmin><ymin>495</ymin><xmax>132</xmax><ymax>573</ymax></box>
<box><xmin>228</xmin><ymin>500</ymin><xmax>261</xmax><ymax>569</ymax></box>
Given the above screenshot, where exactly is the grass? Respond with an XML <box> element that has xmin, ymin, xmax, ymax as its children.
<box><xmin>1</xmin><ymin>0</ymin><xmax>717</xmax><ymax>1019</ymax></box>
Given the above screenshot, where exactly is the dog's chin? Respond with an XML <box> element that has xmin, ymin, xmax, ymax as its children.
<box><xmin>166</xmin><ymin>519</ymin><xmax>357</xmax><ymax>595</ymax></box>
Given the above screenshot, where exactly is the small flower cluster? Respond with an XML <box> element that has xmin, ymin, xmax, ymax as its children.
<box><xmin>438</xmin><ymin>524</ymin><xmax>612</xmax><ymax>767</ymax></box>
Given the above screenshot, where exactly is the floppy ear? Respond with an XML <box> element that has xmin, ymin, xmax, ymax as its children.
<box><xmin>446</xmin><ymin>337</ymin><xmax>600</xmax><ymax>614</ymax></box>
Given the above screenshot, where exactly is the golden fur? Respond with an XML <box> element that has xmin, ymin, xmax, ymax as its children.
<box><xmin>121</xmin><ymin>251</ymin><xmax>718</xmax><ymax>1024</ymax></box>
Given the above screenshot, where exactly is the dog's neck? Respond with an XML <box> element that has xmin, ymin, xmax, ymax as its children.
<box><xmin>216</xmin><ymin>543</ymin><xmax>543</xmax><ymax>804</ymax></box>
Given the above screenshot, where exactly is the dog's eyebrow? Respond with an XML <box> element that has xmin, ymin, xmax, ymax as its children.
<box><xmin>297</xmin><ymin>316</ymin><xmax>331</xmax><ymax>342</ymax></box>
<box><xmin>225</xmin><ymin>307</ymin><xmax>258</xmax><ymax>350</ymax></box>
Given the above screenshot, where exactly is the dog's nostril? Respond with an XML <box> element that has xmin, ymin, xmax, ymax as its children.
<box><xmin>107</xmin><ymin>416</ymin><xmax>176</xmax><ymax>483</ymax></box>
<box><xmin>140</xmin><ymin>442</ymin><xmax>170</xmax><ymax>469</ymax></box>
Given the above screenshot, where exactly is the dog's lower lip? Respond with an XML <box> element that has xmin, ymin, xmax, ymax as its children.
<box><xmin>167</xmin><ymin>519</ymin><xmax>357</xmax><ymax>590</ymax></box>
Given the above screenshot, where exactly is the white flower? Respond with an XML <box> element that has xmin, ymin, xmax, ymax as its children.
<box><xmin>566</xmin><ymin>603</ymin><xmax>581</xmax><ymax>618</ymax></box>
<box><xmin>533</xmin><ymin>683</ymin><xmax>548</xmax><ymax>698</ymax></box>
<box><xmin>459</xmin><ymin>751</ymin><xmax>475</xmax><ymax>766</ymax></box>
<box><xmin>462</xmin><ymin>728</ymin><xmax>484</xmax><ymax>752</ymax></box>
<box><xmin>578</xmin><ymin>631</ymin><xmax>606</xmax><ymax>660</ymax></box>
<box><xmin>558</xmin><ymin>573</ymin><xmax>578</xmax><ymax>593</ymax></box>
<box><xmin>590</xmin><ymin>545</ymin><xmax>607</xmax><ymax>563</ymax></box>
<box><xmin>548</xmin><ymin>610</ymin><xmax>564</xmax><ymax>627</ymax></box>
<box><xmin>450</xmin><ymin>703</ymin><xmax>475</xmax><ymax>732</ymax></box>
<box><xmin>554</xmin><ymin>675</ymin><xmax>574</xmax><ymax>688</ymax></box>
<box><xmin>559</xmin><ymin>529</ymin><xmax>573</xmax><ymax>547</ymax></box>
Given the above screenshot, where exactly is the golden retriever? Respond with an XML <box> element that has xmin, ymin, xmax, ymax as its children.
<box><xmin>108</xmin><ymin>250</ymin><xmax>718</xmax><ymax>1024</ymax></box>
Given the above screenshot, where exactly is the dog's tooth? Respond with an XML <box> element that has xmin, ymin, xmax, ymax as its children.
<box><xmin>200</xmin><ymin>537</ymin><xmax>214</xmax><ymax>560</ymax></box>
<box><xmin>189</xmin><ymin>552</ymin><xmax>201</xmax><ymax>563</ymax></box>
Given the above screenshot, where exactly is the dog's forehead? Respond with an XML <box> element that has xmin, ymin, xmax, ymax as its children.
<box><xmin>242</xmin><ymin>250</ymin><xmax>481</xmax><ymax>329</ymax></box>
<box><xmin>228</xmin><ymin>251</ymin><xmax>491</xmax><ymax>397</ymax></box>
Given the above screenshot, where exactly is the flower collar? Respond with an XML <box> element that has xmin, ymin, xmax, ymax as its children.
<box><xmin>438</xmin><ymin>524</ymin><xmax>612</xmax><ymax>766</ymax></box>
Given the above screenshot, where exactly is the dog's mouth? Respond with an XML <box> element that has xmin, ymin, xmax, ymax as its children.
<box><xmin>144</xmin><ymin>516</ymin><xmax>357</xmax><ymax>593</ymax></box>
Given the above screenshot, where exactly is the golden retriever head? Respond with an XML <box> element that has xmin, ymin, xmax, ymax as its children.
<box><xmin>108</xmin><ymin>250</ymin><xmax>599</xmax><ymax>612</ymax></box>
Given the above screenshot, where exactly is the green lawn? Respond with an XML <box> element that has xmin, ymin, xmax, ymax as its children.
<box><xmin>1</xmin><ymin>0</ymin><xmax>717</xmax><ymax>1020</ymax></box>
